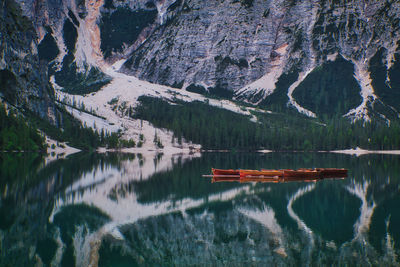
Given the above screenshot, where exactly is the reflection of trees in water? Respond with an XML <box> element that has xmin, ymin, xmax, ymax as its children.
<box><xmin>0</xmin><ymin>152</ymin><xmax>133</xmax><ymax>266</ymax></box>
<box><xmin>287</xmin><ymin>184</ymin><xmax>316</xmax><ymax>266</ymax></box>
<box><xmin>238</xmin><ymin>203</ymin><xmax>287</xmax><ymax>257</ymax></box>
<box><xmin>284</xmin><ymin>176</ymin><xmax>400</xmax><ymax>266</ymax></box>
<box><xmin>0</xmin><ymin>152</ymin><xmax>136</xmax><ymax>200</ymax></box>
<box><xmin>338</xmin><ymin>180</ymin><xmax>378</xmax><ymax>265</ymax></box>
<box><xmin>0</xmin><ymin>152</ymin><xmax>43</xmax><ymax>196</ymax></box>
<box><xmin>114</xmin><ymin>153</ymin><xmax>400</xmax><ymax>266</ymax></box>
<box><xmin>99</xmin><ymin>210</ymin><xmax>294</xmax><ymax>266</ymax></box>
<box><xmin>337</xmin><ymin>180</ymin><xmax>399</xmax><ymax>266</ymax></box>
<box><xmin>94</xmin><ymin>174</ymin><xmax>397</xmax><ymax>266</ymax></box>
<box><xmin>1</xmin><ymin>152</ymin><xmax>400</xmax><ymax>266</ymax></box>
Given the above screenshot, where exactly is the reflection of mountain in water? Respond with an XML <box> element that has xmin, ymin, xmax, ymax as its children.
<box><xmin>1</xmin><ymin>152</ymin><xmax>400</xmax><ymax>266</ymax></box>
<box><xmin>0</xmin><ymin>152</ymin><xmax>139</xmax><ymax>266</ymax></box>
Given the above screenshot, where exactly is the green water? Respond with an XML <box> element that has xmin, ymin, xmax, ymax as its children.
<box><xmin>0</xmin><ymin>152</ymin><xmax>399</xmax><ymax>266</ymax></box>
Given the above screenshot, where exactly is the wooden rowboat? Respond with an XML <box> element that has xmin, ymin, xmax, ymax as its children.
<box><xmin>208</xmin><ymin>168</ymin><xmax>347</xmax><ymax>180</ymax></box>
<box><xmin>261</xmin><ymin>169</ymin><xmax>285</xmax><ymax>176</ymax></box>
<box><xmin>212</xmin><ymin>168</ymin><xmax>240</xmax><ymax>176</ymax></box>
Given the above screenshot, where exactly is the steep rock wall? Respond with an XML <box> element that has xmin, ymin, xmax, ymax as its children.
<box><xmin>119</xmin><ymin>0</ymin><xmax>400</xmax><ymax>119</ymax></box>
<box><xmin>8</xmin><ymin>0</ymin><xmax>400</xmax><ymax>121</ymax></box>
<box><xmin>0</xmin><ymin>0</ymin><xmax>57</xmax><ymax>123</ymax></box>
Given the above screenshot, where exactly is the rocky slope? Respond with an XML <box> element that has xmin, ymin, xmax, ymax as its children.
<box><xmin>0</xmin><ymin>0</ymin><xmax>57</xmax><ymax>123</ymax></box>
<box><xmin>119</xmin><ymin>0</ymin><xmax>400</xmax><ymax>121</ymax></box>
<box><xmin>5</xmin><ymin>0</ymin><xmax>400</xmax><ymax>126</ymax></box>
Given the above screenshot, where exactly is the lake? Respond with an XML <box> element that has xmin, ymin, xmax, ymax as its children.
<box><xmin>1</xmin><ymin>151</ymin><xmax>399</xmax><ymax>266</ymax></box>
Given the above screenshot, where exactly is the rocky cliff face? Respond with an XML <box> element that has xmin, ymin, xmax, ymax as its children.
<box><xmin>0</xmin><ymin>0</ymin><xmax>57</xmax><ymax>123</ymax></box>
<box><xmin>12</xmin><ymin>0</ymin><xmax>176</xmax><ymax>95</ymax></box>
<box><xmin>119</xmin><ymin>0</ymin><xmax>400</xmax><ymax>121</ymax></box>
<box><xmin>121</xmin><ymin>0</ymin><xmax>289</xmax><ymax>93</ymax></box>
<box><xmin>5</xmin><ymin>0</ymin><xmax>400</xmax><ymax>123</ymax></box>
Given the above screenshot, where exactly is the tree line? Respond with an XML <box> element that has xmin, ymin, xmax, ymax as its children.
<box><xmin>33</xmin><ymin>105</ymin><xmax>137</xmax><ymax>151</ymax></box>
<box><xmin>0</xmin><ymin>104</ymin><xmax>45</xmax><ymax>151</ymax></box>
<box><xmin>133</xmin><ymin>96</ymin><xmax>400</xmax><ymax>150</ymax></box>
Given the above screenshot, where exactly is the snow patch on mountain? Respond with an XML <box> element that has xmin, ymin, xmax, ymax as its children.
<box><xmin>327</xmin><ymin>53</ymin><xmax>338</xmax><ymax>62</ymax></box>
<box><xmin>343</xmin><ymin>59</ymin><xmax>376</xmax><ymax>123</ymax></box>
<box><xmin>287</xmin><ymin>69</ymin><xmax>317</xmax><ymax>118</ymax></box>
<box><xmin>70</xmin><ymin>0</ymin><xmax>105</xmax><ymax>71</ymax></box>
<box><xmin>156</xmin><ymin>0</ymin><xmax>179</xmax><ymax>25</ymax></box>
<box><xmin>52</xmin><ymin>59</ymin><xmax>267</xmax><ymax>150</ymax></box>
<box><xmin>235</xmin><ymin>44</ymin><xmax>288</xmax><ymax>104</ymax></box>
<box><xmin>286</xmin><ymin>0</ymin><xmax>319</xmax><ymax>118</ymax></box>
<box><xmin>52</xmin><ymin>29</ymin><xmax>68</xmax><ymax>71</ymax></box>
<box><xmin>386</xmin><ymin>45</ymin><xmax>397</xmax><ymax>71</ymax></box>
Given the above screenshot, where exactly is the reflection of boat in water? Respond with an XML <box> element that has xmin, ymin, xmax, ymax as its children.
<box><xmin>317</xmin><ymin>168</ymin><xmax>348</xmax><ymax>177</ymax></box>
<box><xmin>283</xmin><ymin>169</ymin><xmax>321</xmax><ymax>178</ymax></box>
<box><xmin>211</xmin><ymin>176</ymin><xmax>345</xmax><ymax>183</ymax></box>
<box><xmin>211</xmin><ymin>168</ymin><xmax>347</xmax><ymax>179</ymax></box>
<box><xmin>240</xmin><ymin>169</ymin><xmax>283</xmax><ymax>177</ymax></box>
<box><xmin>205</xmin><ymin>168</ymin><xmax>347</xmax><ymax>183</ymax></box>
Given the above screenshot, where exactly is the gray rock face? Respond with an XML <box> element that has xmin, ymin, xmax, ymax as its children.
<box><xmin>312</xmin><ymin>1</ymin><xmax>399</xmax><ymax>61</ymax></box>
<box><xmin>0</xmin><ymin>0</ymin><xmax>57</xmax><ymax>124</ymax></box>
<box><xmin>121</xmin><ymin>0</ymin><xmax>284</xmax><ymax>91</ymax></box>
<box><xmin>15</xmin><ymin>0</ymin><xmax>84</xmax><ymax>38</ymax></box>
<box><xmin>120</xmin><ymin>0</ymin><xmax>400</xmax><ymax>96</ymax></box>
<box><xmin>4</xmin><ymin>0</ymin><xmax>400</xmax><ymax>122</ymax></box>
<box><xmin>16</xmin><ymin>0</ymin><xmax>400</xmax><ymax>97</ymax></box>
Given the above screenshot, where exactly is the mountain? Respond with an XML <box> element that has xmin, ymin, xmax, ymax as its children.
<box><xmin>2</xmin><ymin>0</ymin><xmax>400</xmax><ymax>150</ymax></box>
<box><xmin>119</xmin><ymin>0</ymin><xmax>400</xmax><ymax>122</ymax></box>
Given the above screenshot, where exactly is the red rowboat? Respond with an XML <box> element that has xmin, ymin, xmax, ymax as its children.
<box><xmin>208</xmin><ymin>168</ymin><xmax>348</xmax><ymax>180</ymax></box>
<box><xmin>212</xmin><ymin>168</ymin><xmax>240</xmax><ymax>176</ymax></box>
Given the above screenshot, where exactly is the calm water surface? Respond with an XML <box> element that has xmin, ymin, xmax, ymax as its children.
<box><xmin>1</xmin><ymin>152</ymin><xmax>400</xmax><ymax>266</ymax></box>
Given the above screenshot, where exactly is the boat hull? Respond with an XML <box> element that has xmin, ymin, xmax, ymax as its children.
<box><xmin>212</xmin><ymin>168</ymin><xmax>240</xmax><ymax>176</ymax></box>
<box><xmin>209</xmin><ymin>168</ymin><xmax>347</xmax><ymax>180</ymax></box>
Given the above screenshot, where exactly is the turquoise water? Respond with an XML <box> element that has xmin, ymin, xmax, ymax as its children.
<box><xmin>0</xmin><ymin>152</ymin><xmax>399</xmax><ymax>266</ymax></box>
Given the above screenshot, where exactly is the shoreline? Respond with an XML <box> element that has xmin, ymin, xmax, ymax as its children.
<box><xmin>44</xmin><ymin>137</ymin><xmax>81</xmax><ymax>164</ymax></box>
<box><xmin>3</xmin><ymin>146</ymin><xmax>400</xmax><ymax>157</ymax></box>
<box><xmin>97</xmin><ymin>146</ymin><xmax>201</xmax><ymax>156</ymax></box>
<box><xmin>330</xmin><ymin>147</ymin><xmax>400</xmax><ymax>156</ymax></box>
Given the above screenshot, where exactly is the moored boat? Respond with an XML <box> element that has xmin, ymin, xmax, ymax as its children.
<box><xmin>209</xmin><ymin>168</ymin><xmax>348</xmax><ymax>179</ymax></box>
<box><xmin>260</xmin><ymin>169</ymin><xmax>285</xmax><ymax>176</ymax></box>
<box><xmin>212</xmin><ymin>168</ymin><xmax>240</xmax><ymax>176</ymax></box>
